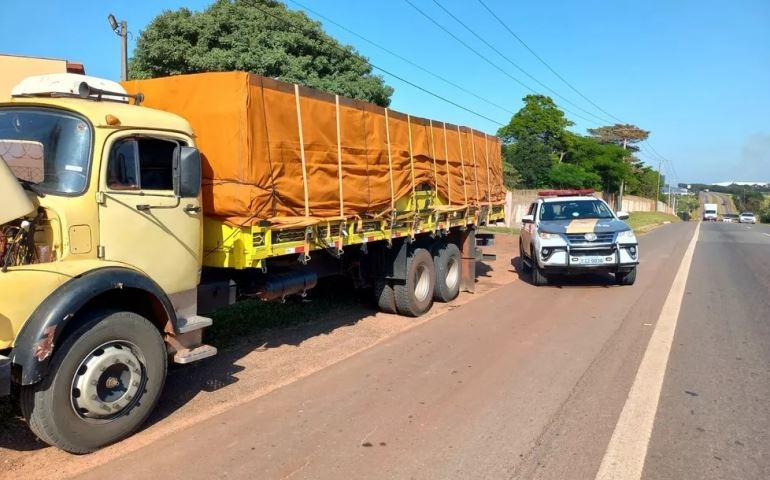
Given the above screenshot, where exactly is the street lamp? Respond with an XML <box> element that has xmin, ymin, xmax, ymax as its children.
<box><xmin>108</xmin><ymin>14</ymin><xmax>128</xmax><ymax>81</ymax></box>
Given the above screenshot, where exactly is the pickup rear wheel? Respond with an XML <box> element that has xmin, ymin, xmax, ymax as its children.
<box><xmin>519</xmin><ymin>239</ymin><xmax>532</xmax><ymax>273</ymax></box>
<box><xmin>20</xmin><ymin>309</ymin><xmax>167</xmax><ymax>453</ymax></box>
<box><xmin>433</xmin><ymin>243</ymin><xmax>461</xmax><ymax>302</ymax></box>
<box><xmin>394</xmin><ymin>248</ymin><xmax>435</xmax><ymax>317</ymax></box>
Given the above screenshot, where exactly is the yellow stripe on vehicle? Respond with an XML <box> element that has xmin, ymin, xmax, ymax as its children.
<box><xmin>565</xmin><ymin>218</ymin><xmax>599</xmax><ymax>234</ymax></box>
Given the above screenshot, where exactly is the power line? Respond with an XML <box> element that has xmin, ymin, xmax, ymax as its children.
<box><xmin>431</xmin><ymin>0</ymin><xmax>614</xmax><ymax>125</ymax></box>
<box><xmin>402</xmin><ymin>0</ymin><xmax>602</xmax><ymax>126</ymax></box>
<box><xmin>251</xmin><ymin>2</ymin><xmax>506</xmax><ymax>126</ymax></box>
<box><xmin>476</xmin><ymin>0</ymin><xmax>626</xmax><ymax>125</ymax></box>
<box><xmin>286</xmin><ymin>0</ymin><xmax>514</xmax><ymax>116</ymax></box>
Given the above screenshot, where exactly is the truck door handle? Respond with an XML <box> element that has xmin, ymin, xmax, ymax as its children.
<box><xmin>184</xmin><ymin>204</ymin><xmax>201</xmax><ymax>214</ymax></box>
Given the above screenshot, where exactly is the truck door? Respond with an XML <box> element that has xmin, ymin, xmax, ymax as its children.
<box><xmin>98</xmin><ymin>133</ymin><xmax>201</xmax><ymax>300</ymax></box>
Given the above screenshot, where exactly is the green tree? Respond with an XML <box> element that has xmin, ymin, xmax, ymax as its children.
<box><xmin>587</xmin><ymin>124</ymin><xmax>650</xmax><ymax>151</ymax></box>
<box><xmin>498</xmin><ymin>95</ymin><xmax>572</xmax><ymax>187</ymax></box>
<box><xmin>548</xmin><ymin>163</ymin><xmax>601</xmax><ymax>189</ymax></box>
<box><xmin>129</xmin><ymin>0</ymin><xmax>394</xmax><ymax>106</ymax></box>
<box><xmin>563</xmin><ymin>134</ymin><xmax>631</xmax><ymax>192</ymax></box>
<box><xmin>503</xmin><ymin>137</ymin><xmax>553</xmax><ymax>188</ymax></box>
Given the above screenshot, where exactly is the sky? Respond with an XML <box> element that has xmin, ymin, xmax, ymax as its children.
<box><xmin>1</xmin><ymin>0</ymin><xmax>768</xmax><ymax>185</ymax></box>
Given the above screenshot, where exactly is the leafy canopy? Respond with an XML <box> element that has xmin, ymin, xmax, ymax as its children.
<box><xmin>129</xmin><ymin>0</ymin><xmax>394</xmax><ymax>106</ymax></box>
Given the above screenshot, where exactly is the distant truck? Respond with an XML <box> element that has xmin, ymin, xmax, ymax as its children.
<box><xmin>0</xmin><ymin>72</ymin><xmax>506</xmax><ymax>452</ymax></box>
<box><xmin>703</xmin><ymin>203</ymin><xmax>718</xmax><ymax>221</ymax></box>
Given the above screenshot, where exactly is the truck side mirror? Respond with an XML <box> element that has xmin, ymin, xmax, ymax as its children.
<box><xmin>521</xmin><ymin>214</ymin><xmax>534</xmax><ymax>224</ymax></box>
<box><xmin>174</xmin><ymin>146</ymin><xmax>202</xmax><ymax>198</ymax></box>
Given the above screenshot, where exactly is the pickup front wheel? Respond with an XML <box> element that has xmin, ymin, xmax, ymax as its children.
<box><xmin>20</xmin><ymin>309</ymin><xmax>167</xmax><ymax>453</ymax></box>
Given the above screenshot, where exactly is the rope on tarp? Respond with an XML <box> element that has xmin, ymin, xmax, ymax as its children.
<box><xmin>335</xmin><ymin>95</ymin><xmax>345</xmax><ymax>219</ymax></box>
<box><xmin>442</xmin><ymin>122</ymin><xmax>451</xmax><ymax>206</ymax></box>
<box><xmin>457</xmin><ymin>125</ymin><xmax>468</xmax><ymax>206</ymax></box>
<box><xmin>484</xmin><ymin>133</ymin><xmax>492</xmax><ymax>211</ymax></box>
<box><xmin>406</xmin><ymin>114</ymin><xmax>417</xmax><ymax>210</ymax></box>
<box><xmin>429</xmin><ymin>120</ymin><xmax>439</xmax><ymax>204</ymax></box>
<box><xmin>470</xmin><ymin>129</ymin><xmax>481</xmax><ymax>208</ymax></box>
<box><xmin>384</xmin><ymin>108</ymin><xmax>395</xmax><ymax>215</ymax></box>
<box><xmin>294</xmin><ymin>84</ymin><xmax>310</xmax><ymax>218</ymax></box>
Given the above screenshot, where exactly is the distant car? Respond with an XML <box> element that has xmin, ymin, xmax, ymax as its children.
<box><xmin>519</xmin><ymin>192</ymin><xmax>638</xmax><ymax>286</ymax></box>
<box><xmin>739</xmin><ymin>212</ymin><xmax>757</xmax><ymax>224</ymax></box>
<box><xmin>722</xmin><ymin>217</ymin><xmax>733</xmax><ymax>223</ymax></box>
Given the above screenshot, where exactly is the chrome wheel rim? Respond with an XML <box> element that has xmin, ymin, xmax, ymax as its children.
<box><xmin>414</xmin><ymin>264</ymin><xmax>431</xmax><ymax>302</ymax></box>
<box><xmin>445</xmin><ymin>257</ymin><xmax>459</xmax><ymax>291</ymax></box>
<box><xmin>71</xmin><ymin>341</ymin><xmax>145</xmax><ymax>422</ymax></box>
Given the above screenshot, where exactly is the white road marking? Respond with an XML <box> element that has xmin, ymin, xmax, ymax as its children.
<box><xmin>763</xmin><ymin>233</ymin><xmax>770</xmax><ymax>238</ymax></box>
<box><xmin>595</xmin><ymin>222</ymin><xmax>701</xmax><ymax>480</ymax></box>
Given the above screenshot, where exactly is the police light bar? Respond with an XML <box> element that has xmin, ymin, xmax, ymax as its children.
<box><xmin>537</xmin><ymin>189</ymin><xmax>595</xmax><ymax>197</ymax></box>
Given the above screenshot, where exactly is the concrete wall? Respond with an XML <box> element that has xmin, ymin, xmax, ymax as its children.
<box><xmin>503</xmin><ymin>190</ymin><xmax>672</xmax><ymax>226</ymax></box>
<box><xmin>0</xmin><ymin>54</ymin><xmax>68</xmax><ymax>100</ymax></box>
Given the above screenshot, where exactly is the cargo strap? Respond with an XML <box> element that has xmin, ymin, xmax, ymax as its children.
<box><xmin>407</xmin><ymin>114</ymin><xmax>417</xmax><ymax>211</ymax></box>
<box><xmin>335</xmin><ymin>95</ymin><xmax>345</xmax><ymax>219</ymax></box>
<box><xmin>470</xmin><ymin>129</ymin><xmax>481</xmax><ymax>218</ymax></box>
<box><xmin>442</xmin><ymin>123</ymin><xmax>451</xmax><ymax>206</ymax></box>
<box><xmin>294</xmin><ymin>84</ymin><xmax>310</xmax><ymax>218</ymax></box>
<box><xmin>484</xmin><ymin>133</ymin><xmax>492</xmax><ymax>211</ymax></box>
<box><xmin>384</xmin><ymin>108</ymin><xmax>396</xmax><ymax>215</ymax></box>
<box><xmin>456</xmin><ymin>125</ymin><xmax>468</xmax><ymax>208</ymax></box>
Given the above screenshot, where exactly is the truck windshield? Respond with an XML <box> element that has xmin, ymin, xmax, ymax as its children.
<box><xmin>540</xmin><ymin>200</ymin><xmax>615</xmax><ymax>221</ymax></box>
<box><xmin>0</xmin><ymin>108</ymin><xmax>92</xmax><ymax>195</ymax></box>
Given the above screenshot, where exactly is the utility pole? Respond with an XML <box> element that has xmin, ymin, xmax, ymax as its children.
<box><xmin>108</xmin><ymin>14</ymin><xmax>128</xmax><ymax>81</ymax></box>
<box><xmin>618</xmin><ymin>137</ymin><xmax>627</xmax><ymax>212</ymax></box>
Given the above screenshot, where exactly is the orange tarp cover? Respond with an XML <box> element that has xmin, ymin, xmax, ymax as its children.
<box><xmin>124</xmin><ymin>72</ymin><xmax>505</xmax><ymax>224</ymax></box>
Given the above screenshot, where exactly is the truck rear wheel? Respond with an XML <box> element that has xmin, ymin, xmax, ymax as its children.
<box><xmin>20</xmin><ymin>309</ymin><xmax>167</xmax><ymax>453</ymax></box>
<box><xmin>394</xmin><ymin>248</ymin><xmax>435</xmax><ymax>317</ymax></box>
<box><xmin>433</xmin><ymin>243</ymin><xmax>461</xmax><ymax>302</ymax></box>
<box><xmin>374</xmin><ymin>279</ymin><xmax>397</xmax><ymax>314</ymax></box>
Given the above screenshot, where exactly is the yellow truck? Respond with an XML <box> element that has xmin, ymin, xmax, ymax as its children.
<box><xmin>0</xmin><ymin>72</ymin><xmax>505</xmax><ymax>452</ymax></box>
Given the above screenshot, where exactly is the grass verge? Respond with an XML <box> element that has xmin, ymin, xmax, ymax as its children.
<box><xmin>627</xmin><ymin>211</ymin><xmax>681</xmax><ymax>232</ymax></box>
<box><xmin>480</xmin><ymin>225</ymin><xmax>520</xmax><ymax>235</ymax></box>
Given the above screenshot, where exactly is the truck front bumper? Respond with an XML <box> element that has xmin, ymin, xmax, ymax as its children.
<box><xmin>0</xmin><ymin>354</ymin><xmax>10</xmax><ymax>397</ymax></box>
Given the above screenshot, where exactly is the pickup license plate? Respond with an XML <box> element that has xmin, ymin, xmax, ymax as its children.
<box><xmin>578</xmin><ymin>256</ymin><xmax>605</xmax><ymax>265</ymax></box>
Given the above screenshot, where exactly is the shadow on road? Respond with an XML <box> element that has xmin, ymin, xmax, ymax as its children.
<box><xmin>510</xmin><ymin>255</ymin><xmax>617</xmax><ymax>288</ymax></box>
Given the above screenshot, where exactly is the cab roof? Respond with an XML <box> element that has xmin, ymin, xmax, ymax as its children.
<box><xmin>1</xmin><ymin>96</ymin><xmax>194</xmax><ymax>135</ymax></box>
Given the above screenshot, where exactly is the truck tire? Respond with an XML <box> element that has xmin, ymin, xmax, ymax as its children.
<box><xmin>20</xmin><ymin>309</ymin><xmax>167</xmax><ymax>453</ymax></box>
<box><xmin>433</xmin><ymin>243</ymin><xmax>461</xmax><ymax>302</ymax></box>
<box><xmin>374</xmin><ymin>279</ymin><xmax>397</xmax><ymax>314</ymax></box>
<box><xmin>519</xmin><ymin>239</ymin><xmax>532</xmax><ymax>273</ymax></box>
<box><xmin>616</xmin><ymin>267</ymin><xmax>637</xmax><ymax>286</ymax></box>
<box><xmin>394</xmin><ymin>248</ymin><xmax>435</xmax><ymax>317</ymax></box>
<box><xmin>531</xmin><ymin>247</ymin><xmax>548</xmax><ymax>286</ymax></box>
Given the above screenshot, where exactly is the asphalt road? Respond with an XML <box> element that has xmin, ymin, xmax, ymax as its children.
<box><xmin>644</xmin><ymin>221</ymin><xmax>770</xmax><ymax>479</ymax></box>
<box><xmin>77</xmin><ymin>221</ymin><xmax>769</xmax><ymax>479</ymax></box>
<box><xmin>701</xmin><ymin>192</ymin><xmax>738</xmax><ymax>216</ymax></box>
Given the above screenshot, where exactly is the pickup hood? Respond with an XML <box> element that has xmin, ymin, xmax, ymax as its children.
<box><xmin>0</xmin><ymin>156</ymin><xmax>34</xmax><ymax>224</ymax></box>
<box><xmin>539</xmin><ymin>218</ymin><xmax>631</xmax><ymax>234</ymax></box>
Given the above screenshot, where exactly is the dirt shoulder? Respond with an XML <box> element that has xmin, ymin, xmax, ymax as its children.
<box><xmin>0</xmin><ymin>235</ymin><xmax>519</xmax><ymax>480</ymax></box>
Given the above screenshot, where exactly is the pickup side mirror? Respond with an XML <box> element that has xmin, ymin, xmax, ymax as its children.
<box><xmin>174</xmin><ymin>146</ymin><xmax>202</xmax><ymax>198</ymax></box>
<box><xmin>521</xmin><ymin>214</ymin><xmax>534</xmax><ymax>224</ymax></box>
<box><xmin>616</xmin><ymin>210</ymin><xmax>630</xmax><ymax>220</ymax></box>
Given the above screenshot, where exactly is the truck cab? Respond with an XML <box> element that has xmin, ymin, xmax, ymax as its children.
<box><xmin>0</xmin><ymin>74</ymin><xmax>212</xmax><ymax>453</ymax></box>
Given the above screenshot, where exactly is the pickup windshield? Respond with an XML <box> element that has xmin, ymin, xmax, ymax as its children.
<box><xmin>0</xmin><ymin>108</ymin><xmax>92</xmax><ymax>195</ymax></box>
<box><xmin>540</xmin><ymin>200</ymin><xmax>615</xmax><ymax>221</ymax></box>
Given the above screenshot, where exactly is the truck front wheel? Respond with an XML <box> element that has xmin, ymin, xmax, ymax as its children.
<box><xmin>20</xmin><ymin>309</ymin><xmax>167</xmax><ymax>453</ymax></box>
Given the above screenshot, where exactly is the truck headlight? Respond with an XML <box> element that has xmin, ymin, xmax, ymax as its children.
<box><xmin>538</xmin><ymin>231</ymin><xmax>560</xmax><ymax>240</ymax></box>
<box><xmin>617</xmin><ymin>230</ymin><xmax>636</xmax><ymax>241</ymax></box>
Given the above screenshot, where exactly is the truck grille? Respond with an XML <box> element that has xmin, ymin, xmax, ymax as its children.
<box><xmin>565</xmin><ymin>232</ymin><xmax>615</xmax><ymax>245</ymax></box>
